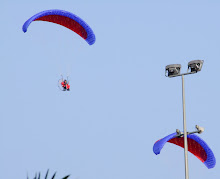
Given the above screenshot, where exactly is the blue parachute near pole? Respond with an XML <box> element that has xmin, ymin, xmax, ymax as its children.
<box><xmin>153</xmin><ymin>132</ymin><xmax>216</xmax><ymax>169</ymax></box>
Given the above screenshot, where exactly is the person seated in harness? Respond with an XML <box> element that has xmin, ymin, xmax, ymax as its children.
<box><xmin>61</xmin><ymin>79</ymin><xmax>70</xmax><ymax>91</ymax></box>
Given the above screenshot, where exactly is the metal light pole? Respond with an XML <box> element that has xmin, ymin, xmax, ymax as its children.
<box><xmin>165</xmin><ymin>60</ymin><xmax>204</xmax><ymax>179</ymax></box>
<box><xmin>182</xmin><ymin>74</ymin><xmax>189</xmax><ymax>179</ymax></box>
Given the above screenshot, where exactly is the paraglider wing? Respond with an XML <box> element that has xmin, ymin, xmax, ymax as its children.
<box><xmin>22</xmin><ymin>9</ymin><xmax>96</xmax><ymax>45</ymax></box>
<box><xmin>153</xmin><ymin>132</ymin><xmax>216</xmax><ymax>169</ymax></box>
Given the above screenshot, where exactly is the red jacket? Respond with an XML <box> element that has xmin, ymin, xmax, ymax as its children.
<box><xmin>66</xmin><ymin>84</ymin><xmax>70</xmax><ymax>90</ymax></box>
<box><xmin>61</xmin><ymin>81</ymin><xmax>66</xmax><ymax>87</ymax></box>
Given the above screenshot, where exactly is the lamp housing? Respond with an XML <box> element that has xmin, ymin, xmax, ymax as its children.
<box><xmin>165</xmin><ymin>64</ymin><xmax>181</xmax><ymax>77</ymax></box>
<box><xmin>188</xmin><ymin>60</ymin><xmax>204</xmax><ymax>73</ymax></box>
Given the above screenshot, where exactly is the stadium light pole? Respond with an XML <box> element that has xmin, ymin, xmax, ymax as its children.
<box><xmin>165</xmin><ymin>60</ymin><xmax>204</xmax><ymax>179</ymax></box>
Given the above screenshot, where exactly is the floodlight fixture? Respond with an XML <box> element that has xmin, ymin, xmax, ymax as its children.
<box><xmin>176</xmin><ymin>129</ymin><xmax>183</xmax><ymax>137</ymax></box>
<box><xmin>195</xmin><ymin>125</ymin><xmax>205</xmax><ymax>134</ymax></box>
<box><xmin>165</xmin><ymin>64</ymin><xmax>181</xmax><ymax>77</ymax></box>
<box><xmin>188</xmin><ymin>60</ymin><xmax>204</xmax><ymax>73</ymax></box>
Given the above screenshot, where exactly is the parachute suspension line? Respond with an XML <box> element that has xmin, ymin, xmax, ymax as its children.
<box><xmin>67</xmin><ymin>75</ymin><xmax>69</xmax><ymax>84</ymax></box>
<box><xmin>57</xmin><ymin>74</ymin><xmax>64</xmax><ymax>91</ymax></box>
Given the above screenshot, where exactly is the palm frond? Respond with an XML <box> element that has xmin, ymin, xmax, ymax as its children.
<box><xmin>62</xmin><ymin>175</ymin><xmax>70</xmax><ymax>179</ymax></box>
<box><xmin>45</xmin><ymin>169</ymin><xmax>49</xmax><ymax>179</ymax></box>
<box><xmin>51</xmin><ymin>172</ymin><xmax>56</xmax><ymax>179</ymax></box>
<box><xmin>27</xmin><ymin>170</ymin><xmax>70</xmax><ymax>179</ymax></box>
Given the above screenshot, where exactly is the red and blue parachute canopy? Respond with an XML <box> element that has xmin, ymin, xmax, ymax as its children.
<box><xmin>22</xmin><ymin>9</ymin><xmax>96</xmax><ymax>45</ymax></box>
<box><xmin>153</xmin><ymin>132</ymin><xmax>216</xmax><ymax>169</ymax></box>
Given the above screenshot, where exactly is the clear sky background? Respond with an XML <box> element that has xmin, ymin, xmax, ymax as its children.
<box><xmin>1</xmin><ymin>0</ymin><xmax>220</xmax><ymax>179</ymax></box>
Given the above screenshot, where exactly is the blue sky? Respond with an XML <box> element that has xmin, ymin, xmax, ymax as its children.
<box><xmin>1</xmin><ymin>0</ymin><xmax>220</xmax><ymax>178</ymax></box>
